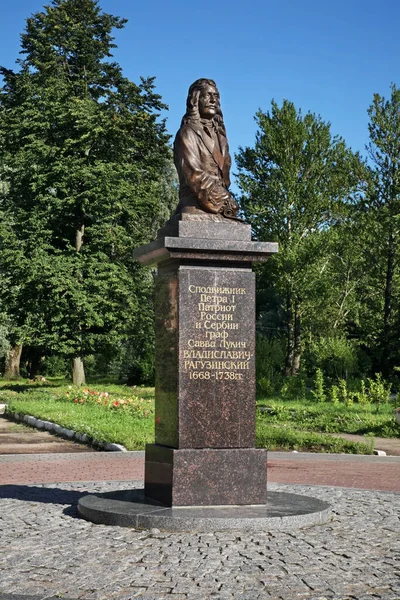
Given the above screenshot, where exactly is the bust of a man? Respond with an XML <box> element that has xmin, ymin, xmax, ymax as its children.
<box><xmin>173</xmin><ymin>78</ymin><xmax>239</xmax><ymax>220</ymax></box>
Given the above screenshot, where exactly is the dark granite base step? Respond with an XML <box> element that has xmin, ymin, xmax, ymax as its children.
<box><xmin>145</xmin><ymin>445</ymin><xmax>267</xmax><ymax>506</ymax></box>
<box><xmin>78</xmin><ymin>488</ymin><xmax>331</xmax><ymax>532</ymax></box>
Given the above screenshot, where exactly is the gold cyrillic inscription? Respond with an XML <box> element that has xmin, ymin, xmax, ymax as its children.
<box><xmin>183</xmin><ymin>282</ymin><xmax>252</xmax><ymax>380</ymax></box>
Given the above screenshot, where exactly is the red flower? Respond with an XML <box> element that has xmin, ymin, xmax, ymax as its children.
<box><xmin>74</xmin><ymin>398</ymin><xmax>79</xmax><ymax>403</ymax></box>
<box><xmin>155</xmin><ymin>416</ymin><xmax>161</xmax><ymax>425</ymax></box>
<box><xmin>113</xmin><ymin>401</ymin><xmax>119</xmax><ymax>407</ymax></box>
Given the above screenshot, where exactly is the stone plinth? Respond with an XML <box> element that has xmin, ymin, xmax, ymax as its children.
<box><xmin>145</xmin><ymin>446</ymin><xmax>268</xmax><ymax>506</ymax></box>
<box><xmin>133</xmin><ymin>215</ymin><xmax>278</xmax><ymax>507</ymax></box>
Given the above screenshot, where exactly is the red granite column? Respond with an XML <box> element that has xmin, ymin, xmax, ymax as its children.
<box><xmin>133</xmin><ymin>216</ymin><xmax>277</xmax><ymax>506</ymax></box>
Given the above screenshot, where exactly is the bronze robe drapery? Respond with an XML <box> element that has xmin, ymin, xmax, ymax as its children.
<box><xmin>173</xmin><ymin>122</ymin><xmax>238</xmax><ymax>217</ymax></box>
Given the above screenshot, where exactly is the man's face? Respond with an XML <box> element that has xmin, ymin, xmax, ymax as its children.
<box><xmin>198</xmin><ymin>85</ymin><xmax>220</xmax><ymax>119</ymax></box>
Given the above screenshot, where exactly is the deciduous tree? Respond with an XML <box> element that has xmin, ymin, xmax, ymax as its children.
<box><xmin>236</xmin><ymin>100</ymin><xmax>364</xmax><ymax>375</ymax></box>
<box><xmin>0</xmin><ymin>0</ymin><xmax>176</xmax><ymax>384</ymax></box>
<box><xmin>364</xmin><ymin>84</ymin><xmax>400</xmax><ymax>373</ymax></box>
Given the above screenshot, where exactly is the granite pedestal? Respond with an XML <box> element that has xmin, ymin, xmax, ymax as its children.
<box><xmin>77</xmin><ymin>214</ymin><xmax>334</xmax><ymax>530</ymax></box>
<box><xmin>134</xmin><ymin>215</ymin><xmax>278</xmax><ymax>507</ymax></box>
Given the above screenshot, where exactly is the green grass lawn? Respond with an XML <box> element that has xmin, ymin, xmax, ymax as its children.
<box><xmin>0</xmin><ymin>379</ymin><xmax>398</xmax><ymax>453</ymax></box>
<box><xmin>256</xmin><ymin>398</ymin><xmax>399</xmax><ymax>437</ymax></box>
<box><xmin>0</xmin><ymin>380</ymin><xmax>154</xmax><ymax>450</ymax></box>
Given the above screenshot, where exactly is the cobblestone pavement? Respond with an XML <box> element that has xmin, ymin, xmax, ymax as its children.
<box><xmin>0</xmin><ymin>481</ymin><xmax>399</xmax><ymax>600</ymax></box>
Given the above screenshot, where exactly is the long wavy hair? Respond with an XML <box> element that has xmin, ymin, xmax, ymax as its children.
<box><xmin>181</xmin><ymin>78</ymin><xmax>227</xmax><ymax>137</ymax></box>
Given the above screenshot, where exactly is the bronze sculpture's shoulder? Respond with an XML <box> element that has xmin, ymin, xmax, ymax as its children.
<box><xmin>174</xmin><ymin>121</ymin><xmax>201</xmax><ymax>148</ymax></box>
<box><xmin>176</xmin><ymin>121</ymin><xmax>202</xmax><ymax>137</ymax></box>
<box><xmin>174</xmin><ymin>122</ymin><xmax>208</xmax><ymax>156</ymax></box>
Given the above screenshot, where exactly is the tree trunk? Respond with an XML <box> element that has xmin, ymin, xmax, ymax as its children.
<box><xmin>382</xmin><ymin>221</ymin><xmax>395</xmax><ymax>373</ymax></box>
<box><xmin>4</xmin><ymin>344</ymin><xmax>23</xmax><ymax>379</ymax></box>
<box><xmin>285</xmin><ymin>291</ymin><xmax>294</xmax><ymax>376</ymax></box>
<box><xmin>29</xmin><ymin>352</ymin><xmax>43</xmax><ymax>379</ymax></box>
<box><xmin>72</xmin><ymin>217</ymin><xmax>85</xmax><ymax>386</ymax></box>
<box><xmin>72</xmin><ymin>357</ymin><xmax>85</xmax><ymax>385</ymax></box>
<box><xmin>292</xmin><ymin>303</ymin><xmax>301</xmax><ymax>376</ymax></box>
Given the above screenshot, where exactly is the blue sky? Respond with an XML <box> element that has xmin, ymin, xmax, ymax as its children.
<box><xmin>1</xmin><ymin>0</ymin><xmax>399</xmax><ymax>186</ymax></box>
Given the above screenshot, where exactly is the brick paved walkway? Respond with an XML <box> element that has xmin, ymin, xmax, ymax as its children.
<box><xmin>0</xmin><ymin>450</ymin><xmax>399</xmax><ymax>492</ymax></box>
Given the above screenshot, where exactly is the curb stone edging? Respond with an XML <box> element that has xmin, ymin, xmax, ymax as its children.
<box><xmin>374</xmin><ymin>449</ymin><xmax>387</xmax><ymax>456</ymax></box>
<box><xmin>3</xmin><ymin>406</ymin><xmax>128</xmax><ymax>452</ymax></box>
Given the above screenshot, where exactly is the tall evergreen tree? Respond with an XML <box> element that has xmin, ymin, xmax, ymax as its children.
<box><xmin>236</xmin><ymin>100</ymin><xmax>364</xmax><ymax>375</ymax></box>
<box><xmin>0</xmin><ymin>0</ymin><xmax>176</xmax><ymax>383</ymax></box>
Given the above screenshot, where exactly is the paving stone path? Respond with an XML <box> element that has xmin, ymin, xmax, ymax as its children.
<box><xmin>0</xmin><ymin>415</ymin><xmax>95</xmax><ymax>455</ymax></box>
<box><xmin>0</xmin><ymin>480</ymin><xmax>399</xmax><ymax>600</ymax></box>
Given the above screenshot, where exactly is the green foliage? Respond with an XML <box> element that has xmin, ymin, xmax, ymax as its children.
<box><xmin>256</xmin><ymin>423</ymin><xmax>373</xmax><ymax>454</ymax></box>
<box><xmin>0</xmin><ymin>320</ymin><xmax>10</xmax><ymax>361</ymax></box>
<box><xmin>361</xmin><ymin>84</ymin><xmax>400</xmax><ymax>373</ymax></box>
<box><xmin>40</xmin><ymin>355</ymin><xmax>69</xmax><ymax>377</ymax></box>
<box><xmin>2</xmin><ymin>379</ymin><xmax>393</xmax><ymax>454</ymax></box>
<box><xmin>349</xmin><ymin>379</ymin><xmax>370</xmax><ymax>406</ymax></box>
<box><xmin>358</xmin><ymin>380</ymin><xmax>369</xmax><ymax>405</ymax></box>
<box><xmin>329</xmin><ymin>385</ymin><xmax>340</xmax><ymax>406</ymax></box>
<box><xmin>280</xmin><ymin>375</ymin><xmax>306</xmax><ymax>401</ymax></box>
<box><xmin>311</xmin><ymin>368</ymin><xmax>326</xmax><ymax>402</ymax></box>
<box><xmin>256</xmin><ymin>398</ymin><xmax>398</xmax><ymax>438</ymax></box>
<box><xmin>257</xmin><ymin>376</ymin><xmax>275</xmax><ymax>397</ymax></box>
<box><xmin>2</xmin><ymin>382</ymin><xmax>155</xmax><ymax>450</ymax></box>
<box><xmin>367</xmin><ymin>373</ymin><xmax>391</xmax><ymax>405</ymax></box>
<box><xmin>256</xmin><ymin>335</ymin><xmax>285</xmax><ymax>394</ymax></box>
<box><xmin>304</xmin><ymin>336</ymin><xmax>359</xmax><ymax>381</ymax></box>
<box><xmin>337</xmin><ymin>378</ymin><xmax>350</xmax><ymax>405</ymax></box>
<box><xmin>0</xmin><ymin>0</ymin><xmax>177</xmax><ymax>377</ymax></box>
<box><xmin>236</xmin><ymin>99</ymin><xmax>365</xmax><ymax>375</ymax></box>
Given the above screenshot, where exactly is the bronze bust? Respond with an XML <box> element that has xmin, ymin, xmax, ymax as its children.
<box><xmin>173</xmin><ymin>79</ymin><xmax>240</xmax><ymax>220</ymax></box>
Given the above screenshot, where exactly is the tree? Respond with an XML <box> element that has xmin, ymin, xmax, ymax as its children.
<box><xmin>364</xmin><ymin>84</ymin><xmax>400</xmax><ymax>373</ymax></box>
<box><xmin>0</xmin><ymin>180</ymin><xmax>23</xmax><ymax>378</ymax></box>
<box><xmin>0</xmin><ymin>0</ymin><xmax>176</xmax><ymax>383</ymax></box>
<box><xmin>236</xmin><ymin>100</ymin><xmax>364</xmax><ymax>375</ymax></box>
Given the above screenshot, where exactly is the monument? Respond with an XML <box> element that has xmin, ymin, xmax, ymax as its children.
<box><xmin>78</xmin><ymin>80</ymin><xmax>330</xmax><ymax>530</ymax></box>
<box><xmin>134</xmin><ymin>79</ymin><xmax>277</xmax><ymax>506</ymax></box>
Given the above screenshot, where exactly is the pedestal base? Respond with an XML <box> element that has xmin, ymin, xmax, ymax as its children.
<box><xmin>144</xmin><ymin>444</ymin><xmax>267</xmax><ymax>506</ymax></box>
<box><xmin>77</xmin><ymin>488</ymin><xmax>331</xmax><ymax>532</ymax></box>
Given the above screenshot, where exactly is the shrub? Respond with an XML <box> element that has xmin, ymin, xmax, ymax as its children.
<box><xmin>367</xmin><ymin>373</ymin><xmax>391</xmax><ymax>405</ymax></box>
<box><xmin>256</xmin><ymin>335</ymin><xmax>285</xmax><ymax>394</ymax></box>
<box><xmin>280</xmin><ymin>376</ymin><xmax>307</xmax><ymax>401</ymax></box>
<box><xmin>338</xmin><ymin>378</ymin><xmax>354</xmax><ymax>406</ymax></box>
<box><xmin>329</xmin><ymin>385</ymin><xmax>340</xmax><ymax>406</ymax></box>
<box><xmin>353</xmin><ymin>379</ymin><xmax>369</xmax><ymax>406</ymax></box>
<box><xmin>304</xmin><ymin>336</ymin><xmax>359</xmax><ymax>381</ymax></box>
<box><xmin>258</xmin><ymin>376</ymin><xmax>274</xmax><ymax>397</ymax></box>
<box><xmin>42</xmin><ymin>355</ymin><xmax>69</xmax><ymax>377</ymax></box>
<box><xmin>311</xmin><ymin>368</ymin><xmax>326</xmax><ymax>403</ymax></box>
